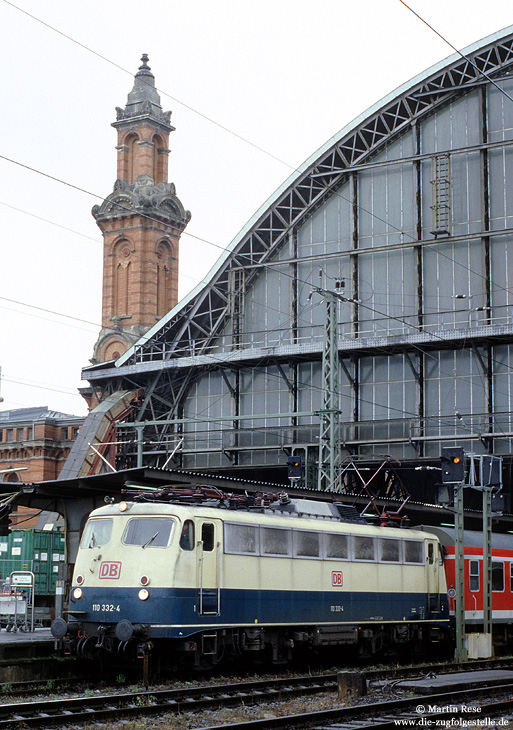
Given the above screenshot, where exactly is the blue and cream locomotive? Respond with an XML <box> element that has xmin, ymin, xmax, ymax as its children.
<box><xmin>51</xmin><ymin>489</ymin><xmax>450</xmax><ymax>667</ymax></box>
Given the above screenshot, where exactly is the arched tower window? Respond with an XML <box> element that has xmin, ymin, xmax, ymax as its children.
<box><xmin>118</xmin><ymin>133</ymin><xmax>139</xmax><ymax>184</ymax></box>
<box><xmin>127</xmin><ymin>133</ymin><xmax>139</xmax><ymax>184</ymax></box>
<box><xmin>153</xmin><ymin>134</ymin><xmax>167</xmax><ymax>183</ymax></box>
<box><xmin>113</xmin><ymin>240</ymin><xmax>132</xmax><ymax>316</ymax></box>
<box><xmin>156</xmin><ymin>240</ymin><xmax>173</xmax><ymax>317</ymax></box>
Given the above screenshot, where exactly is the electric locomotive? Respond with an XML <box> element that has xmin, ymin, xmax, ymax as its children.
<box><xmin>52</xmin><ymin>489</ymin><xmax>450</xmax><ymax>668</ymax></box>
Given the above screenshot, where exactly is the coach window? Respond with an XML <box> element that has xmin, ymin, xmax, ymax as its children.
<box><xmin>295</xmin><ymin>531</ymin><xmax>320</xmax><ymax>558</ymax></box>
<box><xmin>510</xmin><ymin>563</ymin><xmax>513</xmax><ymax>592</ymax></box>
<box><xmin>325</xmin><ymin>533</ymin><xmax>348</xmax><ymax>560</ymax></box>
<box><xmin>261</xmin><ymin>527</ymin><xmax>291</xmax><ymax>556</ymax></box>
<box><xmin>354</xmin><ymin>536</ymin><xmax>375</xmax><ymax>561</ymax></box>
<box><xmin>492</xmin><ymin>561</ymin><xmax>504</xmax><ymax>592</ymax></box>
<box><xmin>179</xmin><ymin>520</ymin><xmax>195</xmax><ymax>550</ymax></box>
<box><xmin>201</xmin><ymin>523</ymin><xmax>215</xmax><ymax>551</ymax></box>
<box><xmin>380</xmin><ymin>539</ymin><xmax>400</xmax><ymax>563</ymax></box>
<box><xmin>469</xmin><ymin>559</ymin><xmax>480</xmax><ymax>592</ymax></box>
<box><xmin>404</xmin><ymin>540</ymin><xmax>424</xmax><ymax>564</ymax></box>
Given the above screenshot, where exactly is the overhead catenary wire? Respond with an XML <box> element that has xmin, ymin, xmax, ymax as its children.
<box><xmin>1</xmin><ymin>0</ymin><xmax>291</xmax><ymax>172</ymax></box>
<box><xmin>397</xmin><ymin>0</ymin><xmax>513</xmax><ymax>106</ymax></box>
<box><xmin>1</xmin><ymin>2</ymin><xmax>512</xmax><ymax>346</ymax></box>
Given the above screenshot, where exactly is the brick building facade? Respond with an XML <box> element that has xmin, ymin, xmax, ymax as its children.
<box><xmin>0</xmin><ymin>407</ymin><xmax>83</xmax><ymax>525</ymax></box>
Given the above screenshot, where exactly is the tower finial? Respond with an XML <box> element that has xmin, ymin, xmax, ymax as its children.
<box><xmin>139</xmin><ymin>54</ymin><xmax>150</xmax><ymax>70</ymax></box>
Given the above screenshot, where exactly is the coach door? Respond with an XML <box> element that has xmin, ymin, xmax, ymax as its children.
<box><xmin>197</xmin><ymin>520</ymin><xmax>221</xmax><ymax>615</ymax></box>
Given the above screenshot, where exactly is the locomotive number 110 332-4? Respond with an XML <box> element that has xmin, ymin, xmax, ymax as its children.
<box><xmin>92</xmin><ymin>604</ymin><xmax>121</xmax><ymax>612</ymax></box>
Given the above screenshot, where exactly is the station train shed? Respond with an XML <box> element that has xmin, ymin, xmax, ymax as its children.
<box><xmin>57</xmin><ymin>26</ymin><xmax>513</xmax><ymax>516</ymax></box>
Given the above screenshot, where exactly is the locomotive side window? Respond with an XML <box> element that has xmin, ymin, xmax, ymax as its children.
<box><xmin>380</xmin><ymin>539</ymin><xmax>400</xmax><ymax>563</ymax></box>
<box><xmin>80</xmin><ymin>519</ymin><xmax>113</xmax><ymax>548</ymax></box>
<box><xmin>325</xmin><ymin>533</ymin><xmax>349</xmax><ymax>560</ymax></box>
<box><xmin>179</xmin><ymin>520</ymin><xmax>195</xmax><ymax>550</ymax></box>
<box><xmin>492</xmin><ymin>561</ymin><xmax>504</xmax><ymax>592</ymax></box>
<box><xmin>261</xmin><ymin>527</ymin><xmax>292</xmax><ymax>556</ymax></box>
<box><xmin>404</xmin><ymin>540</ymin><xmax>424</xmax><ymax>564</ymax></box>
<box><xmin>295</xmin><ymin>531</ymin><xmax>320</xmax><ymax>558</ymax></box>
<box><xmin>224</xmin><ymin>523</ymin><xmax>258</xmax><ymax>554</ymax></box>
<box><xmin>427</xmin><ymin>542</ymin><xmax>434</xmax><ymax>565</ymax></box>
<box><xmin>123</xmin><ymin>518</ymin><xmax>174</xmax><ymax>547</ymax></box>
<box><xmin>354</xmin><ymin>536</ymin><xmax>375</xmax><ymax>561</ymax></box>
<box><xmin>201</xmin><ymin>523</ymin><xmax>215</xmax><ymax>552</ymax></box>
<box><xmin>469</xmin><ymin>559</ymin><xmax>480</xmax><ymax>591</ymax></box>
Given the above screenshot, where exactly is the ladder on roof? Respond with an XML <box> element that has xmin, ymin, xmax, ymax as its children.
<box><xmin>430</xmin><ymin>153</ymin><xmax>451</xmax><ymax>237</ymax></box>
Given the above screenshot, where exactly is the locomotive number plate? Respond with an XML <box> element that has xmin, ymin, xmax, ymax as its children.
<box><xmin>92</xmin><ymin>604</ymin><xmax>121</xmax><ymax>612</ymax></box>
<box><xmin>99</xmin><ymin>561</ymin><xmax>122</xmax><ymax>579</ymax></box>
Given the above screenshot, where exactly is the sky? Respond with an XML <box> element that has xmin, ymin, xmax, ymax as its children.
<box><xmin>1</xmin><ymin>0</ymin><xmax>513</xmax><ymax>418</ymax></box>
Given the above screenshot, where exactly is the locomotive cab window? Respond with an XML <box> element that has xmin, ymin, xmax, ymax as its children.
<box><xmin>123</xmin><ymin>518</ymin><xmax>174</xmax><ymax>548</ymax></box>
<box><xmin>427</xmin><ymin>542</ymin><xmax>435</xmax><ymax>565</ymax></box>
<box><xmin>80</xmin><ymin>519</ymin><xmax>113</xmax><ymax>548</ymax></box>
<box><xmin>201</xmin><ymin>523</ymin><xmax>215</xmax><ymax>551</ymax></box>
<box><xmin>179</xmin><ymin>520</ymin><xmax>195</xmax><ymax>550</ymax></box>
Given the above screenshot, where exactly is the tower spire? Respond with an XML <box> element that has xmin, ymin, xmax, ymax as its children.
<box><xmin>115</xmin><ymin>54</ymin><xmax>173</xmax><ymax>131</ymax></box>
<box><xmin>91</xmin><ymin>56</ymin><xmax>190</xmax><ymax>364</ymax></box>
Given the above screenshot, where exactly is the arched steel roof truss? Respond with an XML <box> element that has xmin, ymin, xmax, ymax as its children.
<box><xmin>119</xmin><ymin>29</ymin><xmax>513</xmax><ymax>367</ymax></box>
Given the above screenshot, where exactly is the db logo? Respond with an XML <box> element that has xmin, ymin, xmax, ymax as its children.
<box><xmin>99</xmin><ymin>561</ymin><xmax>122</xmax><ymax>579</ymax></box>
<box><xmin>331</xmin><ymin>571</ymin><xmax>343</xmax><ymax>587</ymax></box>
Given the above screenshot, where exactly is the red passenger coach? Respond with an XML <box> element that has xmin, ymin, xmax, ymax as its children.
<box><xmin>424</xmin><ymin>527</ymin><xmax>513</xmax><ymax>642</ymax></box>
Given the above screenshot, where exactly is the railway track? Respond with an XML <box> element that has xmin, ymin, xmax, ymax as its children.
<box><xmin>0</xmin><ymin>657</ymin><xmax>512</xmax><ymax>726</ymax></box>
<box><xmin>0</xmin><ymin>675</ymin><xmax>335</xmax><ymax>726</ymax></box>
<box><xmin>194</xmin><ymin>686</ymin><xmax>513</xmax><ymax>730</ymax></box>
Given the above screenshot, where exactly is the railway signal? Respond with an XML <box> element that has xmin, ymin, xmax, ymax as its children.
<box><xmin>287</xmin><ymin>455</ymin><xmax>302</xmax><ymax>480</ymax></box>
<box><xmin>441</xmin><ymin>447</ymin><xmax>465</xmax><ymax>483</ymax></box>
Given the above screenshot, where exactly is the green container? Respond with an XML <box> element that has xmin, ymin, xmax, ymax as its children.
<box><xmin>0</xmin><ymin>529</ymin><xmax>65</xmax><ymax>596</ymax></box>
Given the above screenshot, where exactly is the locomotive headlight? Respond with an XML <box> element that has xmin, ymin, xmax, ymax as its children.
<box><xmin>119</xmin><ymin>501</ymin><xmax>129</xmax><ymax>512</ymax></box>
<box><xmin>140</xmin><ymin>575</ymin><xmax>150</xmax><ymax>586</ymax></box>
<box><xmin>138</xmin><ymin>589</ymin><xmax>150</xmax><ymax>601</ymax></box>
<box><xmin>73</xmin><ymin>588</ymin><xmax>83</xmax><ymax>600</ymax></box>
<box><xmin>76</xmin><ymin>575</ymin><xmax>84</xmax><ymax>585</ymax></box>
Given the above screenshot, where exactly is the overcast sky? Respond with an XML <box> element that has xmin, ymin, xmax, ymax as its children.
<box><xmin>1</xmin><ymin>0</ymin><xmax>512</xmax><ymax>418</ymax></box>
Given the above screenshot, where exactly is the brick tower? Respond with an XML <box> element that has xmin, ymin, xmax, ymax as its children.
<box><xmin>91</xmin><ymin>55</ymin><xmax>191</xmax><ymax>363</ymax></box>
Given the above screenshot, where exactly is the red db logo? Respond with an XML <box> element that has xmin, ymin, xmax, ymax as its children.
<box><xmin>331</xmin><ymin>571</ymin><xmax>343</xmax><ymax>587</ymax></box>
<box><xmin>99</xmin><ymin>561</ymin><xmax>121</xmax><ymax>579</ymax></box>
